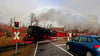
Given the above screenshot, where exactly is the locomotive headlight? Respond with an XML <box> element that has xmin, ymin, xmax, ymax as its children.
<box><xmin>50</xmin><ymin>30</ymin><xmax>53</xmax><ymax>32</ymax></box>
<box><xmin>29</xmin><ymin>34</ymin><xmax>30</xmax><ymax>37</ymax></box>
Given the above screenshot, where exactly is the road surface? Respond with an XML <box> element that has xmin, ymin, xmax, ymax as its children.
<box><xmin>33</xmin><ymin>40</ymin><xmax>80</xmax><ymax>56</ymax></box>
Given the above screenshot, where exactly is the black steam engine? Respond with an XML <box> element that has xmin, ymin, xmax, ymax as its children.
<box><xmin>23</xmin><ymin>26</ymin><xmax>56</xmax><ymax>43</ymax></box>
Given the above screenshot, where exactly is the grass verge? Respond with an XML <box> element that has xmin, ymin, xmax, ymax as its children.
<box><xmin>0</xmin><ymin>44</ymin><xmax>35</xmax><ymax>56</ymax></box>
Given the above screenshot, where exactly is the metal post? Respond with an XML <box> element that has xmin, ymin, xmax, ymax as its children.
<box><xmin>15</xmin><ymin>40</ymin><xmax>18</xmax><ymax>54</ymax></box>
<box><xmin>15</xmin><ymin>29</ymin><xmax>18</xmax><ymax>55</ymax></box>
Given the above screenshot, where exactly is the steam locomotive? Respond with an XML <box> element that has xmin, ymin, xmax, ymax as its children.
<box><xmin>23</xmin><ymin>26</ymin><xmax>56</xmax><ymax>43</ymax></box>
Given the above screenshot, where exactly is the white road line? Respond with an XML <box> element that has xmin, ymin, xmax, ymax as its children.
<box><xmin>56</xmin><ymin>44</ymin><xmax>66</xmax><ymax>47</ymax></box>
<box><xmin>33</xmin><ymin>42</ymin><xmax>38</xmax><ymax>56</ymax></box>
<box><xmin>32</xmin><ymin>38</ymin><xmax>68</xmax><ymax>56</ymax></box>
<box><xmin>51</xmin><ymin>42</ymin><xmax>74</xmax><ymax>56</ymax></box>
<box><xmin>38</xmin><ymin>40</ymin><xmax>51</xmax><ymax>43</ymax></box>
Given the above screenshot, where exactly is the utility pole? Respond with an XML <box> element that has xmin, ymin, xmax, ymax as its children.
<box><xmin>14</xmin><ymin>17</ymin><xmax>15</xmax><ymax>22</ymax></box>
<box><xmin>10</xmin><ymin>18</ymin><xmax>13</xmax><ymax>27</ymax></box>
<box><xmin>19</xmin><ymin>20</ymin><xmax>21</xmax><ymax>27</ymax></box>
<box><xmin>50</xmin><ymin>24</ymin><xmax>53</xmax><ymax>29</ymax></box>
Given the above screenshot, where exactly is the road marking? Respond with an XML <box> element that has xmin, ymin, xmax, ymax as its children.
<box><xmin>38</xmin><ymin>40</ymin><xmax>51</xmax><ymax>43</ymax></box>
<box><xmin>51</xmin><ymin>42</ymin><xmax>74</xmax><ymax>56</ymax></box>
<box><xmin>56</xmin><ymin>44</ymin><xmax>66</xmax><ymax>47</ymax></box>
<box><xmin>31</xmin><ymin>43</ymin><xmax>38</xmax><ymax>56</ymax></box>
<box><xmin>32</xmin><ymin>38</ymin><xmax>68</xmax><ymax>56</ymax></box>
<box><xmin>33</xmin><ymin>42</ymin><xmax>38</xmax><ymax>56</ymax></box>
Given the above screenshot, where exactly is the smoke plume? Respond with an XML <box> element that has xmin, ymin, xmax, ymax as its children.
<box><xmin>37</xmin><ymin>8</ymin><xmax>100</xmax><ymax>33</ymax></box>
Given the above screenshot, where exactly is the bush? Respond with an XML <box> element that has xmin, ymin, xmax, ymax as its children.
<box><xmin>6</xmin><ymin>32</ymin><xmax>12</xmax><ymax>37</ymax></box>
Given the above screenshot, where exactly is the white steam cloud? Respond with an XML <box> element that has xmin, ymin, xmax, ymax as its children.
<box><xmin>36</xmin><ymin>8</ymin><xmax>100</xmax><ymax>33</ymax></box>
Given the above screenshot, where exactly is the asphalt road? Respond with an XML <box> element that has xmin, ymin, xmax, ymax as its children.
<box><xmin>35</xmin><ymin>40</ymin><xmax>81</xmax><ymax>56</ymax></box>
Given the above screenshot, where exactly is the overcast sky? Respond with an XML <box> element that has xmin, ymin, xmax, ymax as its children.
<box><xmin>0</xmin><ymin>0</ymin><xmax>100</xmax><ymax>27</ymax></box>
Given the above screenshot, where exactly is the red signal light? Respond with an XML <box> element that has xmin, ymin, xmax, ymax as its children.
<box><xmin>16</xmin><ymin>22</ymin><xmax>18</xmax><ymax>25</ymax></box>
<box><xmin>14</xmin><ymin>22</ymin><xmax>19</xmax><ymax>27</ymax></box>
<box><xmin>94</xmin><ymin>45</ymin><xmax>100</xmax><ymax>48</ymax></box>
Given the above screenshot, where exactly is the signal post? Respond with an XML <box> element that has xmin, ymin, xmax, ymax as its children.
<box><xmin>12</xmin><ymin>22</ymin><xmax>22</xmax><ymax>55</ymax></box>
